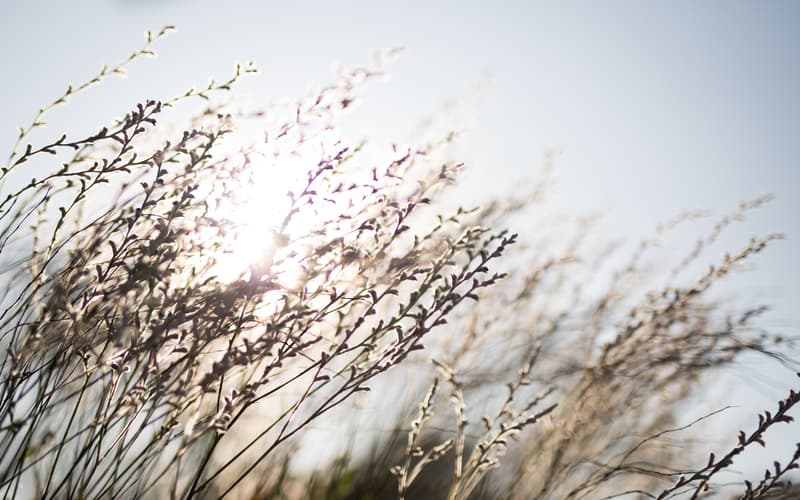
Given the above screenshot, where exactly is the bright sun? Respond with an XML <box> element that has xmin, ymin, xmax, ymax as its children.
<box><xmin>209</xmin><ymin>144</ymin><xmax>296</xmax><ymax>282</ymax></box>
<box><xmin>203</xmin><ymin>123</ymin><xmax>340</xmax><ymax>284</ymax></box>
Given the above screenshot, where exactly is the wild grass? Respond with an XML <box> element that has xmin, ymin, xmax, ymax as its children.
<box><xmin>0</xmin><ymin>28</ymin><xmax>797</xmax><ymax>499</ymax></box>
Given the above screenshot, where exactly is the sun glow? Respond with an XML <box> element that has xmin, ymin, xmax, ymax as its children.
<box><xmin>202</xmin><ymin>123</ymin><xmax>343</xmax><ymax>285</ymax></box>
<box><xmin>207</xmin><ymin>146</ymin><xmax>296</xmax><ymax>282</ymax></box>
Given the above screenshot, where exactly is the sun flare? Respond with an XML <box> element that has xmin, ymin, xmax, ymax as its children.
<box><xmin>203</xmin><ymin>124</ymin><xmax>342</xmax><ymax>284</ymax></box>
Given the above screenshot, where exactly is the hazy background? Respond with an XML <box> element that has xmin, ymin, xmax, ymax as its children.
<box><xmin>2</xmin><ymin>0</ymin><xmax>798</xmax><ymax>479</ymax></box>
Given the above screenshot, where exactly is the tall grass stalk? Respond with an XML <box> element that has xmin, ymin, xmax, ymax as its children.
<box><xmin>0</xmin><ymin>28</ymin><xmax>796</xmax><ymax>499</ymax></box>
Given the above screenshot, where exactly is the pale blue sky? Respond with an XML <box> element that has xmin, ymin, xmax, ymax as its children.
<box><xmin>3</xmin><ymin>2</ymin><xmax>797</xmax><ymax>231</ymax></box>
<box><xmin>2</xmin><ymin>0</ymin><xmax>799</xmax><ymax>474</ymax></box>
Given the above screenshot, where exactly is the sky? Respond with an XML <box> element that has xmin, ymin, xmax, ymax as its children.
<box><xmin>2</xmin><ymin>0</ymin><xmax>799</xmax><ymax>481</ymax></box>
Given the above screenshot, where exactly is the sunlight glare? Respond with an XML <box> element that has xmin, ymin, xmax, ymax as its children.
<box><xmin>208</xmin><ymin>133</ymin><xmax>297</xmax><ymax>283</ymax></box>
<box><xmin>205</xmin><ymin>124</ymin><xmax>342</xmax><ymax>285</ymax></box>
